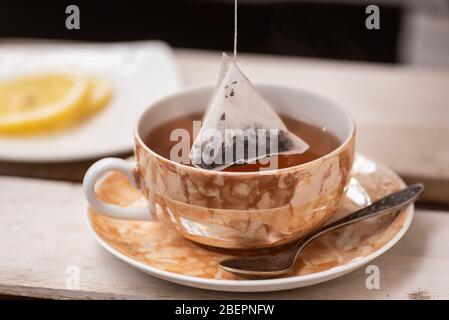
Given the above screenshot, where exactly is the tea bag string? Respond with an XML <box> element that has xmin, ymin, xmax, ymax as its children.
<box><xmin>233</xmin><ymin>0</ymin><xmax>238</xmax><ymax>59</ymax></box>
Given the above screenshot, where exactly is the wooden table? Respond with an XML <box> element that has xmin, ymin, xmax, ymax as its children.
<box><xmin>0</xmin><ymin>49</ymin><xmax>448</xmax><ymax>299</ymax></box>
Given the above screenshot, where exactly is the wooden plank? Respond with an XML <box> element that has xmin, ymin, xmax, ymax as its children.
<box><xmin>0</xmin><ymin>151</ymin><xmax>132</xmax><ymax>182</ymax></box>
<box><xmin>0</xmin><ymin>176</ymin><xmax>448</xmax><ymax>299</ymax></box>
<box><xmin>175</xmin><ymin>49</ymin><xmax>449</xmax><ymax>204</ymax></box>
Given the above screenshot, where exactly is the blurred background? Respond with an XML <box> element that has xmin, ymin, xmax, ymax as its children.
<box><xmin>1</xmin><ymin>0</ymin><xmax>448</xmax><ymax>67</ymax></box>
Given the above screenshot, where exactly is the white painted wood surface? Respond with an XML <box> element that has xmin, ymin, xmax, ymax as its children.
<box><xmin>0</xmin><ymin>175</ymin><xmax>448</xmax><ymax>300</ymax></box>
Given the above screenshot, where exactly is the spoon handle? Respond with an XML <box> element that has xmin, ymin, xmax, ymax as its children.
<box><xmin>296</xmin><ymin>183</ymin><xmax>424</xmax><ymax>249</ymax></box>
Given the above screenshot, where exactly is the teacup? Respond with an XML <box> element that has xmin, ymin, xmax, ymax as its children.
<box><xmin>83</xmin><ymin>84</ymin><xmax>355</xmax><ymax>249</ymax></box>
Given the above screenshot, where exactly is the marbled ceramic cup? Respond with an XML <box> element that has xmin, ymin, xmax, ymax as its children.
<box><xmin>84</xmin><ymin>85</ymin><xmax>355</xmax><ymax>249</ymax></box>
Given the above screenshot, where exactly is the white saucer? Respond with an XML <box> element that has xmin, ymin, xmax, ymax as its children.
<box><xmin>0</xmin><ymin>40</ymin><xmax>181</xmax><ymax>162</ymax></box>
<box><xmin>86</xmin><ymin>154</ymin><xmax>414</xmax><ymax>292</ymax></box>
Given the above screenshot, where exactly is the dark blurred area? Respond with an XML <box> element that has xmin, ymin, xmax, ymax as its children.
<box><xmin>0</xmin><ymin>1</ymin><xmax>448</xmax><ymax>65</ymax></box>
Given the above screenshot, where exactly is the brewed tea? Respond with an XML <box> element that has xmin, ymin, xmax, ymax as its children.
<box><xmin>144</xmin><ymin>113</ymin><xmax>339</xmax><ymax>172</ymax></box>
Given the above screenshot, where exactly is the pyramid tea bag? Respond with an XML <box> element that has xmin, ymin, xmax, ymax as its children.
<box><xmin>190</xmin><ymin>54</ymin><xmax>309</xmax><ymax>170</ymax></box>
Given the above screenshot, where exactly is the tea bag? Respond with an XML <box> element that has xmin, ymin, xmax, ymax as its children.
<box><xmin>190</xmin><ymin>53</ymin><xmax>309</xmax><ymax>170</ymax></box>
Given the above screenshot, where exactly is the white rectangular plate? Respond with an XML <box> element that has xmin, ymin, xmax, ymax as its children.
<box><xmin>0</xmin><ymin>40</ymin><xmax>182</xmax><ymax>162</ymax></box>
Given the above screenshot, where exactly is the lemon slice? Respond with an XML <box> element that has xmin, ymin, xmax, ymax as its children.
<box><xmin>0</xmin><ymin>73</ymin><xmax>90</xmax><ymax>134</ymax></box>
<box><xmin>84</xmin><ymin>77</ymin><xmax>112</xmax><ymax>116</ymax></box>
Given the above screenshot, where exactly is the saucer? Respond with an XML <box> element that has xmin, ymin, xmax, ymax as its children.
<box><xmin>0</xmin><ymin>40</ymin><xmax>181</xmax><ymax>162</ymax></box>
<box><xmin>86</xmin><ymin>154</ymin><xmax>413</xmax><ymax>292</ymax></box>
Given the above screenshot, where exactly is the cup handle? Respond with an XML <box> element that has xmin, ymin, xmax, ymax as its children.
<box><xmin>83</xmin><ymin>158</ymin><xmax>151</xmax><ymax>221</ymax></box>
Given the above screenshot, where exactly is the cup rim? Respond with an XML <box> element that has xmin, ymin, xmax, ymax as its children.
<box><xmin>134</xmin><ymin>83</ymin><xmax>356</xmax><ymax>176</ymax></box>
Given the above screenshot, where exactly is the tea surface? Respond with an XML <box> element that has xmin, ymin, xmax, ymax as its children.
<box><xmin>144</xmin><ymin>112</ymin><xmax>340</xmax><ymax>172</ymax></box>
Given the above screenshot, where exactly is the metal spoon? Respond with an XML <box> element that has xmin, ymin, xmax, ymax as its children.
<box><xmin>220</xmin><ymin>183</ymin><xmax>424</xmax><ymax>278</ymax></box>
